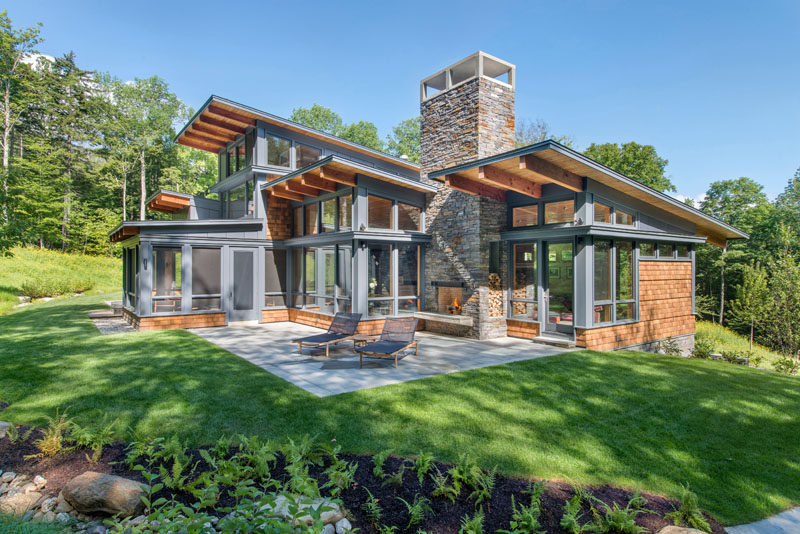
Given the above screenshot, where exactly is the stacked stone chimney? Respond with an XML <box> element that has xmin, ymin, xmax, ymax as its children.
<box><xmin>419</xmin><ymin>52</ymin><xmax>515</xmax><ymax>339</ymax></box>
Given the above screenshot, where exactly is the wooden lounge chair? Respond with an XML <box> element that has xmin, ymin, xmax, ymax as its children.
<box><xmin>292</xmin><ymin>312</ymin><xmax>362</xmax><ymax>357</ymax></box>
<box><xmin>356</xmin><ymin>317</ymin><xmax>419</xmax><ymax>368</ymax></box>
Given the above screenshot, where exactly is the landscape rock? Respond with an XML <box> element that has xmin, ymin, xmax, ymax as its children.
<box><xmin>322</xmin><ymin>524</ymin><xmax>335</xmax><ymax>534</ymax></box>
<box><xmin>0</xmin><ymin>471</ymin><xmax>15</xmax><ymax>483</ymax></box>
<box><xmin>56</xmin><ymin>511</ymin><xmax>71</xmax><ymax>523</ymax></box>
<box><xmin>656</xmin><ymin>527</ymin><xmax>708</xmax><ymax>534</ymax></box>
<box><xmin>62</xmin><ymin>471</ymin><xmax>144</xmax><ymax>517</ymax></box>
<box><xmin>33</xmin><ymin>475</ymin><xmax>47</xmax><ymax>488</ymax></box>
<box><xmin>260</xmin><ymin>494</ymin><xmax>344</xmax><ymax>525</ymax></box>
<box><xmin>20</xmin><ymin>482</ymin><xmax>38</xmax><ymax>494</ymax></box>
<box><xmin>86</xmin><ymin>525</ymin><xmax>108</xmax><ymax>534</ymax></box>
<box><xmin>0</xmin><ymin>421</ymin><xmax>10</xmax><ymax>439</ymax></box>
<box><xmin>55</xmin><ymin>491</ymin><xmax>74</xmax><ymax>513</ymax></box>
<box><xmin>0</xmin><ymin>490</ymin><xmax>43</xmax><ymax>517</ymax></box>
<box><xmin>43</xmin><ymin>511</ymin><xmax>55</xmax><ymax>522</ymax></box>
<box><xmin>40</xmin><ymin>496</ymin><xmax>57</xmax><ymax>513</ymax></box>
<box><xmin>335</xmin><ymin>517</ymin><xmax>352</xmax><ymax>534</ymax></box>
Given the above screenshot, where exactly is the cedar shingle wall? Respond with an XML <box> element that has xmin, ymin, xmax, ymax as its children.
<box><xmin>123</xmin><ymin>308</ymin><xmax>226</xmax><ymax>331</ymax></box>
<box><xmin>576</xmin><ymin>261</ymin><xmax>694</xmax><ymax>351</ymax></box>
<box><xmin>506</xmin><ymin>319</ymin><xmax>540</xmax><ymax>340</ymax></box>
<box><xmin>266</xmin><ymin>196</ymin><xmax>291</xmax><ymax>240</ymax></box>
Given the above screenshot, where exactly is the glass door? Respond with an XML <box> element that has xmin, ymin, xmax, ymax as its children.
<box><xmin>229</xmin><ymin>248</ymin><xmax>257</xmax><ymax>321</ymax></box>
<box><xmin>544</xmin><ymin>241</ymin><xmax>574</xmax><ymax>334</ymax></box>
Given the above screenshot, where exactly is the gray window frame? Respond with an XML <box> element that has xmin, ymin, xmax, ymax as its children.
<box><xmin>639</xmin><ymin>241</ymin><xmax>694</xmax><ymax>261</ymax></box>
<box><xmin>592</xmin><ymin>196</ymin><xmax>638</xmax><ymax>228</ymax></box>
<box><xmin>190</xmin><ymin>247</ymin><xmax>223</xmax><ymax>312</ymax></box>
<box><xmin>592</xmin><ymin>238</ymin><xmax>638</xmax><ymax>326</ymax></box>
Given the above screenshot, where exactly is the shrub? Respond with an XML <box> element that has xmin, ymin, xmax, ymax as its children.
<box><xmin>20</xmin><ymin>276</ymin><xmax>95</xmax><ymax>299</ymax></box>
<box><xmin>657</xmin><ymin>337</ymin><xmax>682</xmax><ymax>356</ymax></box>
<box><xmin>691</xmin><ymin>337</ymin><xmax>715</xmax><ymax>359</ymax></box>
<box><xmin>774</xmin><ymin>356</ymin><xmax>799</xmax><ymax>376</ymax></box>
<box><xmin>721</xmin><ymin>350</ymin><xmax>749</xmax><ymax>364</ymax></box>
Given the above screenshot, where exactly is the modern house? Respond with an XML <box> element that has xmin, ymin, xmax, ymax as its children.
<box><xmin>110</xmin><ymin>51</ymin><xmax>747</xmax><ymax>352</ymax></box>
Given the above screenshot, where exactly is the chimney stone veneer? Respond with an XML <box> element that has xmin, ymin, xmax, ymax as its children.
<box><xmin>420</xmin><ymin>54</ymin><xmax>515</xmax><ymax>339</ymax></box>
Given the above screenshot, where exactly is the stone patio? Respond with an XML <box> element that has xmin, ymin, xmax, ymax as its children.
<box><xmin>189</xmin><ymin>322</ymin><xmax>574</xmax><ymax>397</ymax></box>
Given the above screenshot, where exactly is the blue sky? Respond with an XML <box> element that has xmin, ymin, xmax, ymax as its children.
<box><xmin>6</xmin><ymin>0</ymin><xmax>799</xmax><ymax>199</ymax></box>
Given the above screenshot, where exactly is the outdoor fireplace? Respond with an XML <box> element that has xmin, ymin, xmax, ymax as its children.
<box><xmin>431</xmin><ymin>281</ymin><xmax>466</xmax><ymax>315</ymax></box>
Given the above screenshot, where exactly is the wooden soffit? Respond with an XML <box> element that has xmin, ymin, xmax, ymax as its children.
<box><xmin>146</xmin><ymin>192</ymin><xmax>191</xmax><ymax>214</ymax></box>
<box><xmin>110</xmin><ymin>225</ymin><xmax>140</xmax><ymax>243</ymax></box>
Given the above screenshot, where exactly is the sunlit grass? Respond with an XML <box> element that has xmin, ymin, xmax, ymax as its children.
<box><xmin>696</xmin><ymin>320</ymin><xmax>782</xmax><ymax>366</ymax></box>
<box><xmin>1</xmin><ymin>294</ymin><xmax>799</xmax><ymax>524</ymax></box>
<box><xmin>0</xmin><ymin>247</ymin><xmax>120</xmax><ymax>315</ymax></box>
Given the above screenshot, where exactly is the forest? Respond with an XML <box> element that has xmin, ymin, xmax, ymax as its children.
<box><xmin>1</xmin><ymin>12</ymin><xmax>799</xmax><ymax>362</ymax></box>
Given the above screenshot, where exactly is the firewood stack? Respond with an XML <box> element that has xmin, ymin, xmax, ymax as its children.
<box><xmin>488</xmin><ymin>273</ymin><xmax>503</xmax><ymax>317</ymax></box>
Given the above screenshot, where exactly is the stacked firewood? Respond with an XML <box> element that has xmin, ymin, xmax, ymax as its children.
<box><xmin>488</xmin><ymin>273</ymin><xmax>503</xmax><ymax>317</ymax></box>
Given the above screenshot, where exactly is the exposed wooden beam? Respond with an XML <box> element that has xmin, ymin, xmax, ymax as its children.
<box><xmin>478</xmin><ymin>165</ymin><xmax>542</xmax><ymax>198</ymax></box>
<box><xmin>189</xmin><ymin>124</ymin><xmax>234</xmax><ymax>143</ymax></box>
<box><xmin>301</xmin><ymin>174</ymin><xmax>338</xmax><ymax>193</ymax></box>
<box><xmin>445</xmin><ymin>174</ymin><xmax>506</xmax><ymax>202</ymax></box>
<box><xmin>284</xmin><ymin>181</ymin><xmax>319</xmax><ymax>197</ymax></box>
<box><xmin>149</xmin><ymin>199</ymin><xmax>185</xmax><ymax>210</ymax></box>
<box><xmin>178</xmin><ymin>137</ymin><xmax>221</xmax><ymax>153</ymax></box>
<box><xmin>519</xmin><ymin>154</ymin><xmax>584</xmax><ymax>192</ymax></box>
<box><xmin>318</xmin><ymin>167</ymin><xmax>357</xmax><ymax>187</ymax></box>
<box><xmin>195</xmin><ymin>115</ymin><xmax>246</xmax><ymax>137</ymax></box>
<box><xmin>207</xmin><ymin>105</ymin><xmax>256</xmax><ymax>127</ymax></box>
<box><xmin>269</xmin><ymin>187</ymin><xmax>303</xmax><ymax>202</ymax></box>
<box><xmin>183</xmin><ymin>131</ymin><xmax>226</xmax><ymax>149</ymax></box>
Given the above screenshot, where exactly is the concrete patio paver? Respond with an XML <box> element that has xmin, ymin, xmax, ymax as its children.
<box><xmin>189</xmin><ymin>321</ymin><xmax>574</xmax><ymax>396</ymax></box>
<box><xmin>726</xmin><ymin>507</ymin><xmax>800</xmax><ymax>534</ymax></box>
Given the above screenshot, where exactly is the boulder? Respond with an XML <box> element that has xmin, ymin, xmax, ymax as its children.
<box><xmin>39</xmin><ymin>496</ymin><xmax>57</xmax><ymax>513</ymax></box>
<box><xmin>0</xmin><ymin>490</ymin><xmax>43</xmax><ymax>517</ymax></box>
<box><xmin>322</xmin><ymin>524</ymin><xmax>335</xmax><ymax>534</ymax></box>
<box><xmin>0</xmin><ymin>472</ymin><xmax>15</xmax><ymax>483</ymax></box>
<box><xmin>657</xmin><ymin>527</ymin><xmax>709</xmax><ymax>534</ymax></box>
<box><xmin>61</xmin><ymin>471</ymin><xmax>144</xmax><ymax>517</ymax></box>
<box><xmin>335</xmin><ymin>517</ymin><xmax>352</xmax><ymax>534</ymax></box>
<box><xmin>260</xmin><ymin>494</ymin><xmax>344</xmax><ymax>525</ymax></box>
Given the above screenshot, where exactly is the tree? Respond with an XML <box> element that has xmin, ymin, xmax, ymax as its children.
<box><xmin>385</xmin><ymin>117</ymin><xmax>419</xmax><ymax>162</ymax></box>
<box><xmin>109</xmin><ymin>76</ymin><xmax>184</xmax><ymax>220</ymax></box>
<box><xmin>515</xmin><ymin>118</ymin><xmax>573</xmax><ymax>148</ymax></box>
<box><xmin>340</xmin><ymin>120</ymin><xmax>383</xmax><ymax>151</ymax></box>
<box><xmin>773</xmin><ymin>166</ymin><xmax>800</xmax><ymax>250</ymax></box>
<box><xmin>761</xmin><ymin>232</ymin><xmax>800</xmax><ymax>358</ymax></box>
<box><xmin>583</xmin><ymin>142</ymin><xmax>674</xmax><ymax>192</ymax></box>
<box><xmin>0</xmin><ymin>11</ymin><xmax>42</xmax><ymax>253</ymax></box>
<box><xmin>289</xmin><ymin>104</ymin><xmax>343</xmax><ymax>135</ymax></box>
<box><xmin>730</xmin><ymin>262</ymin><xmax>768</xmax><ymax>352</ymax></box>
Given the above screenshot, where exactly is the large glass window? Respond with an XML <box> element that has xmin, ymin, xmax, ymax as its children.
<box><xmin>594</xmin><ymin>202</ymin><xmax>612</xmax><ymax>224</ymax></box>
<box><xmin>544</xmin><ymin>200</ymin><xmax>573</xmax><ymax>224</ymax></box>
<box><xmin>192</xmin><ymin>248</ymin><xmax>221</xmax><ymax>311</ymax></box>
<box><xmin>228</xmin><ymin>184</ymin><xmax>247</xmax><ymax>218</ymax></box>
<box><xmin>305</xmin><ymin>203</ymin><xmax>318</xmax><ymax>235</ymax></box>
<box><xmin>658</xmin><ymin>243</ymin><xmax>674</xmax><ymax>258</ymax></box>
<box><xmin>265</xmin><ymin>249</ymin><xmax>287</xmax><ymax>307</ymax></box>
<box><xmin>338</xmin><ymin>195</ymin><xmax>352</xmax><ymax>231</ymax></box>
<box><xmin>321</xmin><ymin>198</ymin><xmax>336</xmax><ymax>233</ymax></box>
<box><xmin>511</xmin><ymin>244</ymin><xmax>537</xmax><ymax>320</ymax></box>
<box><xmin>296</xmin><ymin>144</ymin><xmax>321</xmax><ymax>168</ymax></box>
<box><xmin>152</xmin><ymin>247</ymin><xmax>182</xmax><ymax>313</ymax></box>
<box><xmin>616</xmin><ymin>208</ymin><xmax>634</xmax><ymax>226</ymax></box>
<box><xmin>594</xmin><ymin>239</ymin><xmax>636</xmax><ymax>324</ymax></box>
<box><xmin>398</xmin><ymin>203</ymin><xmax>421</xmax><ymax>231</ymax></box>
<box><xmin>368</xmin><ymin>244</ymin><xmax>392</xmax><ymax>317</ymax></box>
<box><xmin>368</xmin><ymin>195</ymin><xmax>393</xmax><ymax>229</ymax></box>
<box><xmin>513</xmin><ymin>205</ymin><xmax>538</xmax><ymax>227</ymax></box>
<box><xmin>124</xmin><ymin>247</ymin><xmax>138</xmax><ymax>308</ymax></box>
<box><xmin>267</xmin><ymin>135</ymin><xmax>291</xmax><ymax>167</ymax></box>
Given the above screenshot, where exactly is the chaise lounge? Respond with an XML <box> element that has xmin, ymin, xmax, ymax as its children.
<box><xmin>292</xmin><ymin>312</ymin><xmax>362</xmax><ymax>358</ymax></box>
<box><xmin>355</xmin><ymin>317</ymin><xmax>419</xmax><ymax>368</ymax></box>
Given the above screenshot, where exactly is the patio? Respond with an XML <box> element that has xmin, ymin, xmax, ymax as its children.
<box><xmin>189</xmin><ymin>322</ymin><xmax>574</xmax><ymax>396</ymax></box>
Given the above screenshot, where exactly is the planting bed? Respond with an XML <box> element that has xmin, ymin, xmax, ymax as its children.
<box><xmin>0</xmin><ymin>427</ymin><xmax>724</xmax><ymax>533</ymax></box>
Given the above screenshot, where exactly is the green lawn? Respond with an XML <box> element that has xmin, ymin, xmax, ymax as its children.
<box><xmin>1</xmin><ymin>295</ymin><xmax>799</xmax><ymax>525</ymax></box>
<box><xmin>0</xmin><ymin>247</ymin><xmax>120</xmax><ymax>315</ymax></box>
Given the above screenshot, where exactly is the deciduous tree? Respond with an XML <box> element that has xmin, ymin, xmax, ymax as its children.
<box><xmin>583</xmin><ymin>142</ymin><xmax>674</xmax><ymax>192</ymax></box>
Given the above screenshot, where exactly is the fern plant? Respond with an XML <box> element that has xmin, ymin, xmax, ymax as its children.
<box><xmin>398</xmin><ymin>494</ymin><xmax>432</xmax><ymax>528</ymax></box>
<box><xmin>665</xmin><ymin>484</ymin><xmax>711</xmax><ymax>533</ymax></box>
<box><xmin>373</xmin><ymin>449</ymin><xmax>392</xmax><ymax>479</ymax></box>
<box><xmin>498</xmin><ymin>483</ymin><xmax>547</xmax><ymax>534</ymax></box>
<box><xmin>459</xmin><ymin>508</ymin><xmax>484</xmax><ymax>534</ymax></box>
<box><xmin>413</xmin><ymin>452</ymin><xmax>435</xmax><ymax>484</ymax></box>
<box><xmin>322</xmin><ymin>459</ymin><xmax>358</xmax><ymax>496</ymax></box>
<box><xmin>31</xmin><ymin>408</ymin><xmax>74</xmax><ymax>457</ymax></box>
<box><xmin>361</xmin><ymin>487</ymin><xmax>383</xmax><ymax>528</ymax></box>
<box><xmin>382</xmin><ymin>463</ymin><xmax>406</xmax><ymax>488</ymax></box>
<box><xmin>560</xmin><ymin>488</ymin><xmax>586</xmax><ymax>534</ymax></box>
<box><xmin>73</xmin><ymin>416</ymin><xmax>118</xmax><ymax>463</ymax></box>
<box><xmin>468</xmin><ymin>468</ymin><xmax>496</xmax><ymax>506</ymax></box>
<box><xmin>584</xmin><ymin>492</ymin><xmax>651</xmax><ymax>534</ymax></box>
<box><xmin>431</xmin><ymin>466</ymin><xmax>459</xmax><ymax>503</ymax></box>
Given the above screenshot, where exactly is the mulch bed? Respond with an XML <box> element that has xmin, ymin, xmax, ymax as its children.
<box><xmin>1</xmin><ymin>428</ymin><xmax>725</xmax><ymax>533</ymax></box>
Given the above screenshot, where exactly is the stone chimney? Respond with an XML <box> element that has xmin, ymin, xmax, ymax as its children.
<box><xmin>419</xmin><ymin>52</ymin><xmax>516</xmax><ymax>339</ymax></box>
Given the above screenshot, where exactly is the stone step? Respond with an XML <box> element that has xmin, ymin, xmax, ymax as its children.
<box><xmin>532</xmin><ymin>335</ymin><xmax>576</xmax><ymax>349</ymax></box>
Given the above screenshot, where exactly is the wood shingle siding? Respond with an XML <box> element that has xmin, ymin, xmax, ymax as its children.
<box><xmin>576</xmin><ymin>261</ymin><xmax>694</xmax><ymax>351</ymax></box>
<box><xmin>122</xmin><ymin>308</ymin><xmax>226</xmax><ymax>331</ymax></box>
<box><xmin>506</xmin><ymin>319</ymin><xmax>540</xmax><ymax>340</ymax></box>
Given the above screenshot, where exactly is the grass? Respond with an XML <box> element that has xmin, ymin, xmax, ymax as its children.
<box><xmin>0</xmin><ymin>247</ymin><xmax>120</xmax><ymax>315</ymax></box>
<box><xmin>1</xmin><ymin>295</ymin><xmax>799</xmax><ymax>525</ymax></box>
<box><xmin>0</xmin><ymin>513</ymin><xmax>70</xmax><ymax>533</ymax></box>
<box><xmin>696</xmin><ymin>320</ymin><xmax>783</xmax><ymax>367</ymax></box>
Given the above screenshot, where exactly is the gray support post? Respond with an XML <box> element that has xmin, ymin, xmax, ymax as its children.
<box><xmin>691</xmin><ymin>244</ymin><xmax>696</xmax><ymax>315</ymax></box>
<box><xmin>257</xmin><ymin>246</ymin><xmax>265</xmax><ymax>322</ymax></box>
<box><xmin>140</xmin><ymin>241</ymin><xmax>153</xmax><ymax>317</ymax></box>
<box><xmin>574</xmin><ymin>236</ymin><xmax>591</xmax><ymax>329</ymax></box>
<box><xmin>354</xmin><ymin>186</ymin><xmax>368</xmax><ymax>231</ymax></box>
<box><xmin>352</xmin><ymin>241</ymin><xmax>369</xmax><ymax>316</ymax></box>
<box><xmin>182</xmin><ymin>244</ymin><xmax>192</xmax><ymax>314</ymax></box>
<box><xmin>255</xmin><ymin>125</ymin><xmax>268</xmax><ymax>167</ymax></box>
<box><xmin>391</xmin><ymin>244</ymin><xmax>399</xmax><ymax>315</ymax></box>
<box><xmin>221</xmin><ymin>245</ymin><xmax>231</xmax><ymax>323</ymax></box>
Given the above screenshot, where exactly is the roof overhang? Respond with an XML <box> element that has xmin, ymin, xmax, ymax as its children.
<box><xmin>109</xmin><ymin>219</ymin><xmax>263</xmax><ymax>243</ymax></box>
<box><xmin>261</xmin><ymin>155</ymin><xmax>436</xmax><ymax>201</ymax></box>
<box><xmin>146</xmin><ymin>190</ymin><xmax>191</xmax><ymax>213</ymax></box>
<box><xmin>428</xmin><ymin>140</ymin><xmax>748</xmax><ymax>248</ymax></box>
<box><xmin>175</xmin><ymin>96</ymin><xmax>419</xmax><ymax>172</ymax></box>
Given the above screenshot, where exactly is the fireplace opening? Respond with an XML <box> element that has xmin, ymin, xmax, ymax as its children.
<box><xmin>431</xmin><ymin>281</ymin><xmax>466</xmax><ymax>315</ymax></box>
